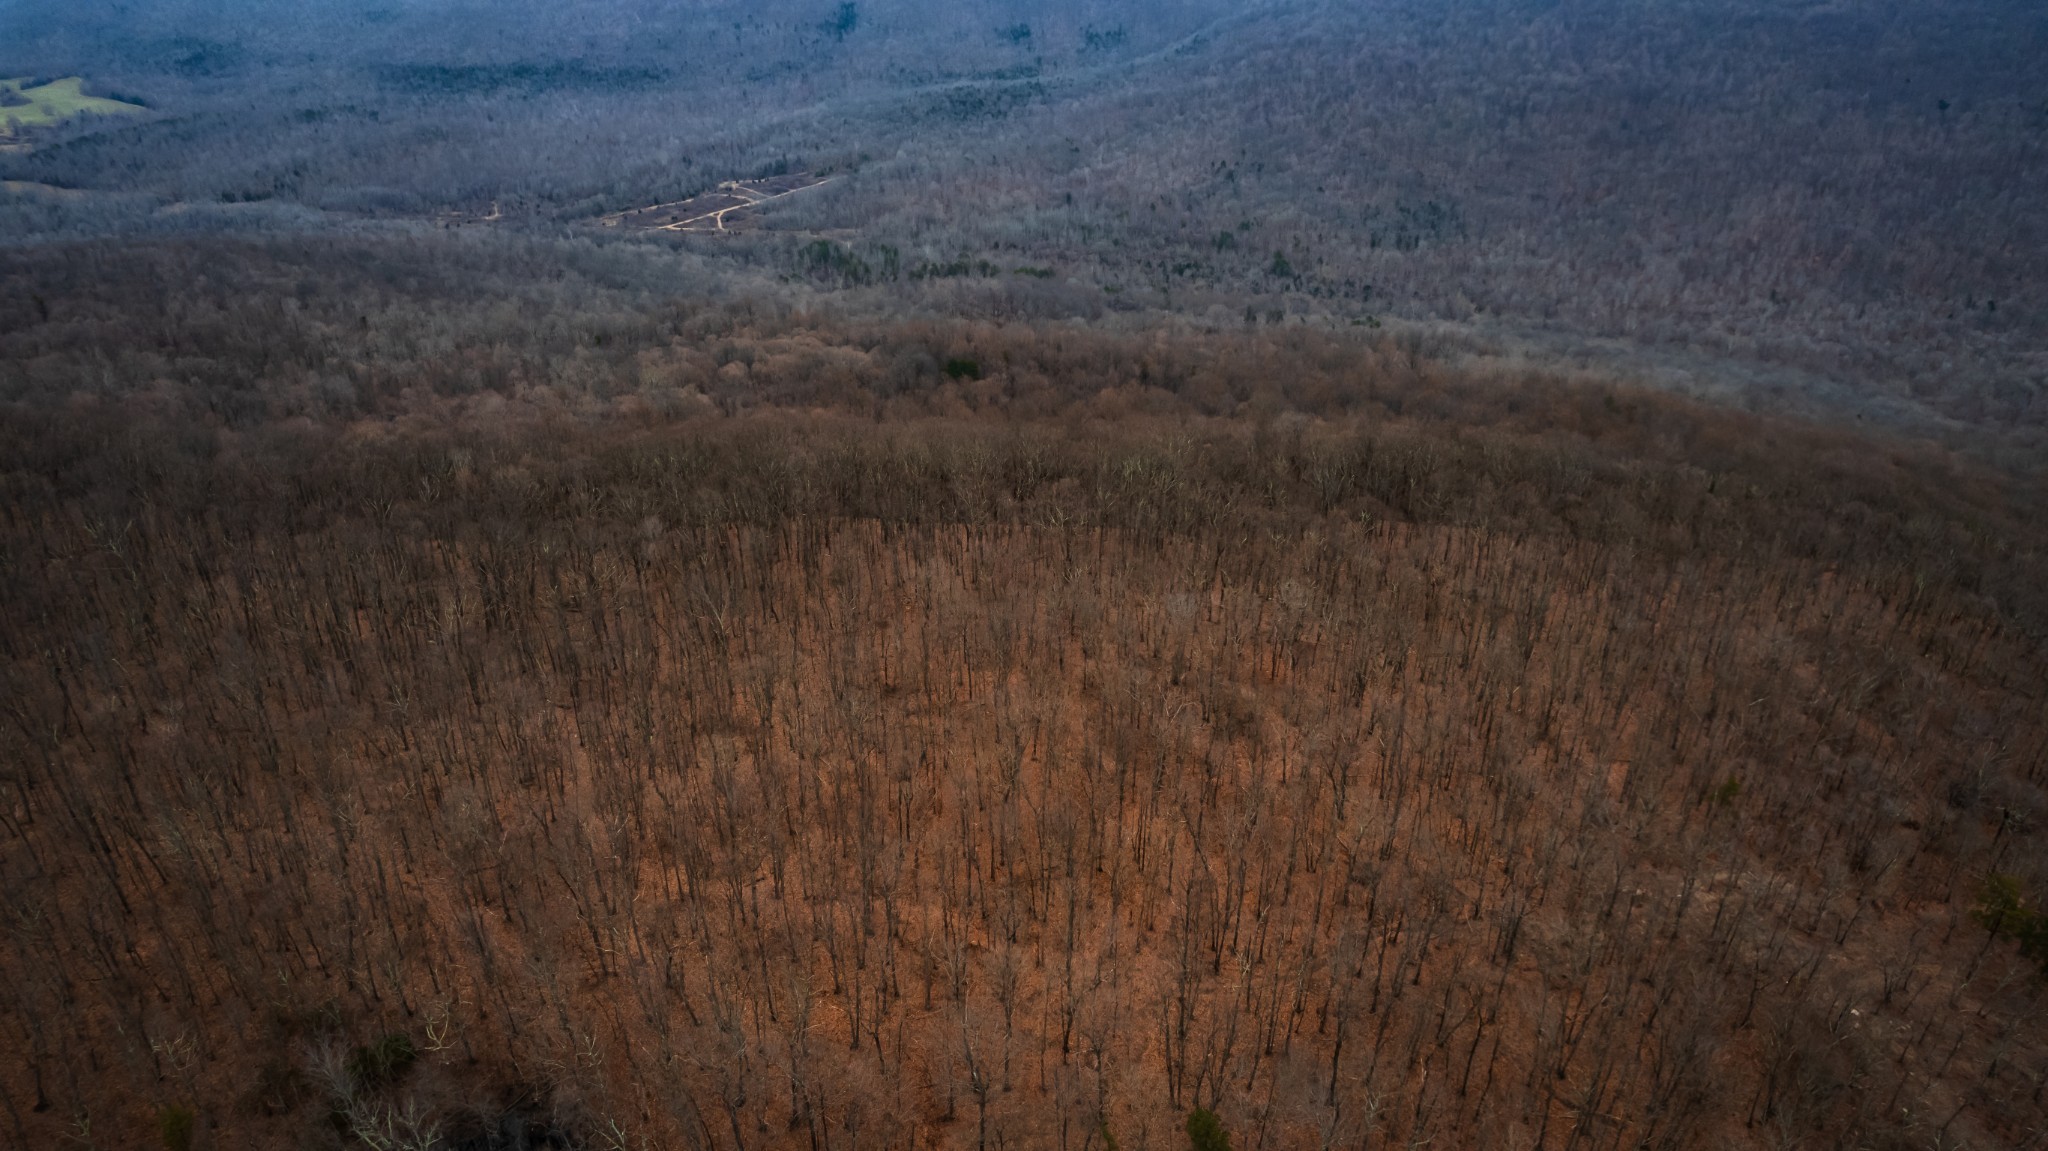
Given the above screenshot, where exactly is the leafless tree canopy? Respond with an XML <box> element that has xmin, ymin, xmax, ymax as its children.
<box><xmin>2</xmin><ymin>3</ymin><xmax>2046</xmax><ymax>1147</ymax></box>
<box><xmin>2</xmin><ymin>235</ymin><xmax>2046</xmax><ymax>1149</ymax></box>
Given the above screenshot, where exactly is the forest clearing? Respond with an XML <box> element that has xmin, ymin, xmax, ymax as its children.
<box><xmin>0</xmin><ymin>77</ymin><xmax>145</xmax><ymax>140</ymax></box>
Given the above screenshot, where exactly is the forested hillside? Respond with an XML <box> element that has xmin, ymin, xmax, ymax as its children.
<box><xmin>3</xmin><ymin>2</ymin><xmax>2046</xmax><ymax>1149</ymax></box>
<box><xmin>2</xmin><ymin>235</ymin><xmax>2046</xmax><ymax>1150</ymax></box>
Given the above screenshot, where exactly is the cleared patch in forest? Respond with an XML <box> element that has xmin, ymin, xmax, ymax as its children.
<box><xmin>0</xmin><ymin>77</ymin><xmax>148</xmax><ymax>141</ymax></box>
<box><xmin>597</xmin><ymin>172</ymin><xmax>832</xmax><ymax>233</ymax></box>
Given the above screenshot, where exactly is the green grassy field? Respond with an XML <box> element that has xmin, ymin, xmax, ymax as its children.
<box><xmin>0</xmin><ymin>77</ymin><xmax>146</xmax><ymax>137</ymax></box>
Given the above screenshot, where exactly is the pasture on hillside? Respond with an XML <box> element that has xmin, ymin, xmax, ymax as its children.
<box><xmin>0</xmin><ymin>77</ymin><xmax>145</xmax><ymax>139</ymax></box>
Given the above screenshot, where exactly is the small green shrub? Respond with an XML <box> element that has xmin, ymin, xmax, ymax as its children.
<box><xmin>2022</xmin><ymin>917</ymin><xmax>2048</xmax><ymax>970</ymax></box>
<box><xmin>945</xmin><ymin>358</ymin><xmax>982</xmax><ymax>381</ymax></box>
<box><xmin>1185</xmin><ymin>1107</ymin><xmax>1232</xmax><ymax>1151</ymax></box>
<box><xmin>158</xmin><ymin>1104</ymin><xmax>196</xmax><ymax>1151</ymax></box>
<box><xmin>1974</xmin><ymin>874</ymin><xmax>2048</xmax><ymax>975</ymax></box>
<box><xmin>348</xmin><ymin>1032</ymin><xmax>418</xmax><ymax>1090</ymax></box>
<box><xmin>1974</xmin><ymin>873</ymin><xmax>2029</xmax><ymax>935</ymax></box>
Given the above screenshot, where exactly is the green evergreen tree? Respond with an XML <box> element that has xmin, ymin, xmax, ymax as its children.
<box><xmin>1186</xmin><ymin>1107</ymin><xmax>1232</xmax><ymax>1151</ymax></box>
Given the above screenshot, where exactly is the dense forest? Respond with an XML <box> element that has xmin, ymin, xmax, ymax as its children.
<box><xmin>3</xmin><ymin>2</ymin><xmax>2047</xmax><ymax>1149</ymax></box>
<box><xmin>3</xmin><ymin>234</ymin><xmax>2046</xmax><ymax>1150</ymax></box>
